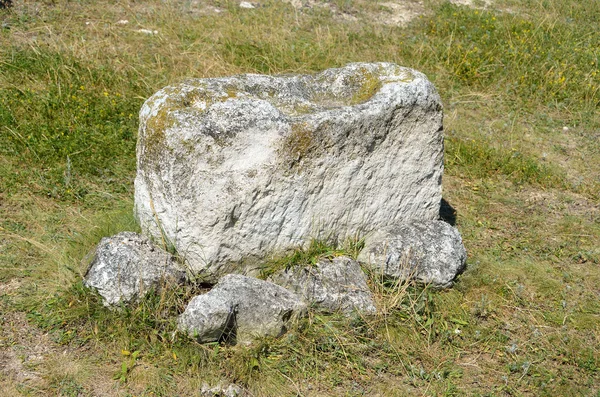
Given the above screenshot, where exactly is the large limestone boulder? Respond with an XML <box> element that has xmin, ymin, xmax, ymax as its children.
<box><xmin>135</xmin><ymin>63</ymin><xmax>443</xmax><ymax>280</ymax></box>
<box><xmin>178</xmin><ymin>274</ymin><xmax>306</xmax><ymax>344</ymax></box>
<box><xmin>84</xmin><ymin>232</ymin><xmax>187</xmax><ymax>306</ymax></box>
<box><xmin>269</xmin><ymin>256</ymin><xmax>376</xmax><ymax>315</ymax></box>
<box><xmin>357</xmin><ymin>220</ymin><xmax>467</xmax><ymax>288</ymax></box>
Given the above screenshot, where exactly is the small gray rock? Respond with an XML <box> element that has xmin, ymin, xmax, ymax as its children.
<box><xmin>200</xmin><ymin>382</ymin><xmax>247</xmax><ymax>397</ymax></box>
<box><xmin>270</xmin><ymin>256</ymin><xmax>376</xmax><ymax>315</ymax></box>
<box><xmin>358</xmin><ymin>221</ymin><xmax>466</xmax><ymax>288</ymax></box>
<box><xmin>178</xmin><ymin>274</ymin><xmax>306</xmax><ymax>344</ymax></box>
<box><xmin>84</xmin><ymin>232</ymin><xmax>187</xmax><ymax>306</ymax></box>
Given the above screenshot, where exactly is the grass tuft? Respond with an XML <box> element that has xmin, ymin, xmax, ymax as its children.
<box><xmin>259</xmin><ymin>239</ymin><xmax>346</xmax><ymax>279</ymax></box>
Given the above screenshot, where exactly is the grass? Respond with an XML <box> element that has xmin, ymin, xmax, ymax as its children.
<box><xmin>444</xmin><ymin>135</ymin><xmax>565</xmax><ymax>186</ymax></box>
<box><xmin>0</xmin><ymin>0</ymin><xmax>599</xmax><ymax>395</ymax></box>
<box><xmin>258</xmin><ymin>237</ymin><xmax>364</xmax><ymax>279</ymax></box>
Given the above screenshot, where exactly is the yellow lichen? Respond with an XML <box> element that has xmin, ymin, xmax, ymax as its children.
<box><xmin>279</xmin><ymin>122</ymin><xmax>315</xmax><ymax>170</ymax></box>
<box><xmin>349</xmin><ymin>68</ymin><xmax>383</xmax><ymax>105</ymax></box>
<box><xmin>224</xmin><ymin>85</ymin><xmax>240</xmax><ymax>99</ymax></box>
<box><xmin>143</xmin><ymin>106</ymin><xmax>171</xmax><ymax>160</ymax></box>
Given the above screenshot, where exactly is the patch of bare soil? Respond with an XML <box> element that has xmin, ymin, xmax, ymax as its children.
<box><xmin>0</xmin><ymin>310</ymin><xmax>52</xmax><ymax>388</ymax></box>
<box><xmin>182</xmin><ymin>0</ymin><xmax>225</xmax><ymax>16</ymax></box>
<box><xmin>521</xmin><ymin>188</ymin><xmax>600</xmax><ymax>222</ymax></box>
<box><xmin>450</xmin><ymin>0</ymin><xmax>492</xmax><ymax>7</ymax></box>
<box><xmin>0</xmin><ymin>302</ymin><xmax>122</xmax><ymax>396</ymax></box>
<box><xmin>280</xmin><ymin>0</ymin><xmax>498</xmax><ymax>26</ymax></box>
<box><xmin>281</xmin><ymin>0</ymin><xmax>425</xmax><ymax>25</ymax></box>
<box><xmin>0</xmin><ymin>279</ymin><xmax>21</xmax><ymax>296</ymax></box>
<box><xmin>374</xmin><ymin>1</ymin><xmax>425</xmax><ymax>26</ymax></box>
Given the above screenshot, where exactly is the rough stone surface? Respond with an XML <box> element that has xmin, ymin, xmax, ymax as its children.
<box><xmin>84</xmin><ymin>232</ymin><xmax>187</xmax><ymax>306</ymax></box>
<box><xmin>134</xmin><ymin>62</ymin><xmax>444</xmax><ymax>280</ymax></box>
<box><xmin>200</xmin><ymin>382</ymin><xmax>247</xmax><ymax>397</ymax></box>
<box><xmin>269</xmin><ymin>256</ymin><xmax>376</xmax><ymax>315</ymax></box>
<box><xmin>358</xmin><ymin>220</ymin><xmax>466</xmax><ymax>288</ymax></box>
<box><xmin>178</xmin><ymin>274</ymin><xmax>306</xmax><ymax>344</ymax></box>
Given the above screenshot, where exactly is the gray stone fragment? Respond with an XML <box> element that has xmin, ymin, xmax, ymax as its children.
<box><xmin>178</xmin><ymin>274</ymin><xmax>306</xmax><ymax>344</ymax></box>
<box><xmin>270</xmin><ymin>256</ymin><xmax>376</xmax><ymax>315</ymax></box>
<box><xmin>134</xmin><ymin>62</ymin><xmax>444</xmax><ymax>280</ymax></box>
<box><xmin>358</xmin><ymin>221</ymin><xmax>466</xmax><ymax>288</ymax></box>
<box><xmin>200</xmin><ymin>382</ymin><xmax>247</xmax><ymax>397</ymax></box>
<box><xmin>84</xmin><ymin>232</ymin><xmax>187</xmax><ymax>306</ymax></box>
<box><xmin>177</xmin><ymin>292</ymin><xmax>233</xmax><ymax>343</ymax></box>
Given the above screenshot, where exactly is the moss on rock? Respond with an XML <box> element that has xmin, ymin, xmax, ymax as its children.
<box><xmin>350</xmin><ymin>69</ymin><xmax>383</xmax><ymax>105</ymax></box>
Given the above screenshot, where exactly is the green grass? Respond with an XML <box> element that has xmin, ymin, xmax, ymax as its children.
<box><xmin>445</xmin><ymin>135</ymin><xmax>565</xmax><ymax>186</ymax></box>
<box><xmin>0</xmin><ymin>49</ymin><xmax>140</xmax><ymax>199</ymax></box>
<box><xmin>259</xmin><ymin>237</ymin><xmax>364</xmax><ymax>279</ymax></box>
<box><xmin>1</xmin><ymin>0</ymin><xmax>599</xmax><ymax>395</ymax></box>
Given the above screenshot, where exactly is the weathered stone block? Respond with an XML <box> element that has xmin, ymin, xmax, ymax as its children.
<box><xmin>134</xmin><ymin>63</ymin><xmax>443</xmax><ymax>279</ymax></box>
<box><xmin>178</xmin><ymin>274</ymin><xmax>306</xmax><ymax>344</ymax></box>
<box><xmin>84</xmin><ymin>232</ymin><xmax>187</xmax><ymax>306</ymax></box>
<box><xmin>269</xmin><ymin>256</ymin><xmax>376</xmax><ymax>315</ymax></box>
<box><xmin>357</xmin><ymin>220</ymin><xmax>467</xmax><ymax>288</ymax></box>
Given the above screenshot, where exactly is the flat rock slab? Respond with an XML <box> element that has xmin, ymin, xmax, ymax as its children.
<box><xmin>358</xmin><ymin>220</ymin><xmax>467</xmax><ymax>288</ymax></box>
<box><xmin>269</xmin><ymin>256</ymin><xmax>376</xmax><ymax>315</ymax></box>
<box><xmin>135</xmin><ymin>62</ymin><xmax>443</xmax><ymax>280</ymax></box>
<box><xmin>178</xmin><ymin>274</ymin><xmax>306</xmax><ymax>344</ymax></box>
<box><xmin>84</xmin><ymin>232</ymin><xmax>187</xmax><ymax>306</ymax></box>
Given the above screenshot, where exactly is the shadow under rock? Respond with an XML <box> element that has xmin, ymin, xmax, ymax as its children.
<box><xmin>439</xmin><ymin>198</ymin><xmax>457</xmax><ymax>226</ymax></box>
<box><xmin>218</xmin><ymin>305</ymin><xmax>238</xmax><ymax>346</ymax></box>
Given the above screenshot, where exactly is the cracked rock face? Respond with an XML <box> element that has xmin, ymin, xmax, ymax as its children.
<box><xmin>134</xmin><ymin>63</ymin><xmax>444</xmax><ymax>280</ymax></box>
<box><xmin>357</xmin><ymin>220</ymin><xmax>467</xmax><ymax>288</ymax></box>
<box><xmin>178</xmin><ymin>274</ymin><xmax>306</xmax><ymax>344</ymax></box>
<box><xmin>269</xmin><ymin>256</ymin><xmax>376</xmax><ymax>315</ymax></box>
<box><xmin>84</xmin><ymin>232</ymin><xmax>187</xmax><ymax>306</ymax></box>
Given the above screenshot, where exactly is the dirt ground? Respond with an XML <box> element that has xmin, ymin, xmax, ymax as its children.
<box><xmin>186</xmin><ymin>0</ymin><xmax>494</xmax><ymax>26</ymax></box>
